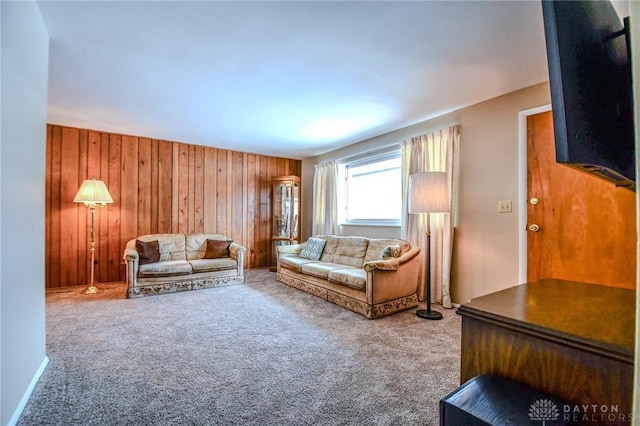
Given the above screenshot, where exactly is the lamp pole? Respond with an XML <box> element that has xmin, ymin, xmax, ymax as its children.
<box><xmin>416</xmin><ymin>212</ymin><xmax>442</xmax><ymax>320</ymax></box>
<box><xmin>84</xmin><ymin>203</ymin><xmax>98</xmax><ymax>294</ymax></box>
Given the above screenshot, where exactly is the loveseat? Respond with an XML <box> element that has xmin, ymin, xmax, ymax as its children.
<box><xmin>276</xmin><ymin>235</ymin><xmax>420</xmax><ymax>319</ymax></box>
<box><xmin>124</xmin><ymin>233</ymin><xmax>245</xmax><ymax>298</ymax></box>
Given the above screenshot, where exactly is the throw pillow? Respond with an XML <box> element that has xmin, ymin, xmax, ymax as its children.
<box><xmin>299</xmin><ymin>237</ymin><xmax>327</xmax><ymax>260</ymax></box>
<box><xmin>380</xmin><ymin>245</ymin><xmax>401</xmax><ymax>260</ymax></box>
<box><xmin>136</xmin><ymin>239</ymin><xmax>160</xmax><ymax>265</ymax></box>
<box><xmin>204</xmin><ymin>239</ymin><xmax>233</xmax><ymax>259</ymax></box>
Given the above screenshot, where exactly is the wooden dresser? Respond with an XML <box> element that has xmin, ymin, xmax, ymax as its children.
<box><xmin>457</xmin><ymin>279</ymin><xmax>635</xmax><ymax>424</ymax></box>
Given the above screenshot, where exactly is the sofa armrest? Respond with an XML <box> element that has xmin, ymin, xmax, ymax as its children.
<box><xmin>230</xmin><ymin>243</ymin><xmax>245</xmax><ymax>275</ymax></box>
<box><xmin>124</xmin><ymin>248</ymin><xmax>139</xmax><ymax>262</ymax></box>
<box><xmin>395</xmin><ymin>245</ymin><xmax>420</xmax><ymax>264</ymax></box>
<box><xmin>362</xmin><ymin>246</ymin><xmax>420</xmax><ymax>272</ymax></box>
<box><xmin>363</xmin><ymin>258</ymin><xmax>399</xmax><ymax>272</ymax></box>
<box><xmin>229</xmin><ymin>242</ymin><xmax>245</xmax><ymax>257</ymax></box>
<box><xmin>123</xmin><ymin>247</ymin><xmax>139</xmax><ymax>287</ymax></box>
<box><xmin>365</xmin><ymin>246</ymin><xmax>421</xmax><ymax>305</ymax></box>
<box><xmin>276</xmin><ymin>243</ymin><xmax>304</xmax><ymax>255</ymax></box>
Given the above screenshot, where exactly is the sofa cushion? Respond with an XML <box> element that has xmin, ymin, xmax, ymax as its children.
<box><xmin>204</xmin><ymin>239</ymin><xmax>233</xmax><ymax>259</ymax></box>
<box><xmin>328</xmin><ymin>268</ymin><xmax>367</xmax><ymax>291</ymax></box>
<box><xmin>138</xmin><ymin>260</ymin><xmax>192</xmax><ymax>278</ymax></box>
<box><xmin>333</xmin><ymin>236</ymin><xmax>369</xmax><ymax>267</ymax></box>
<box><xmin>136</xmin><ymin>239</ymin><xmax>160</xmax><ymax>265</ymax></box>
<box><xmin>300</xmin><ymin>262</ymin><xmax>354</xmax><ymax>279</ymax></box>
<box><xmin>156</xmin><ymin>234</ymin><xmax>187</xmax><ymax>261</ymax></box>
<box><xmin>279</xmin><ymin>255</ymin><xmax>315</xmax><ymax>272</ymax></box>
<box><xmin>299</xmin><ymin>237</ymin><xmax>326</xmax><ymax>260</ymax></box>
<box><xmin>364</xmin><ymin>238</ymin><xmax>411</xmax><ymax>263</ymax></box>
<box><xmin>317</xmin><ymin>235</ymin><xmax>338</xmax><ymax>263</ymax></box>
<box><xmin>189</xmin><ymin>258</ymin><xmax>236</xmax><ymax>272</ymax></box>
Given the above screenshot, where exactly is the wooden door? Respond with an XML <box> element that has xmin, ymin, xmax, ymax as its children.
<box><xmin>526</xmin><ymin>111</ymin><xmax>636</xmax><ymax>288</ymax></box>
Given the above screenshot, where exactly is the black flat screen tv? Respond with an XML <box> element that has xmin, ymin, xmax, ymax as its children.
<box><xmin>542</xmin><ymin>0</ymin><xmax>635</xmax><ymax>189</ymax></box>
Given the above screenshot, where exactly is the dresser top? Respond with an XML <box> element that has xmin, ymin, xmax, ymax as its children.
<box><xmin>457</xmin><ymin>279</ymin><xmax>635</xmax><ymax>361</ymax></box>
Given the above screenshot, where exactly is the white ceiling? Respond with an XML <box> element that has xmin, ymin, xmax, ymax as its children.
<box><xmin>37</xmin><ymin>1</ymin><xmax>550</xmax><ymax>159</ymax></box>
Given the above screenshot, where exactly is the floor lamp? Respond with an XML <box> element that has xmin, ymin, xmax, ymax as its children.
<box><xmin>408</xmin><ymin>172</ymin><xmax>449</xmax><ymax>321</ymax></box>
<box><xmin>73</xmin><ymin>179</ymin><xmax>114</xmax><ymax>294</ymax></box>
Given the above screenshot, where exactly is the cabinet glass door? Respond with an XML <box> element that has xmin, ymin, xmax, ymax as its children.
<box><xmin>271</xmin><ymin>175</ymin><xmax>301</xmax><ymax>271</ymax></box>
<box><xmin>273</xmin><ymin>182</ymin><xmax>291</xmax><ymax>238</ymax></box>
<box><xmin>292</xmin><ymin>182</ymin><xmax>299</xmax><ymax>240</ymax></box>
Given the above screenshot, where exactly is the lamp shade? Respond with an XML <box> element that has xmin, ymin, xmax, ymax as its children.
<box><xmin>73</xmin><ymin>179</ymin><xmax>114</xmax><ymax>206</ymax></box>
<box><xmin>408</xmin><ymin>172</ymin><xmax>449</xmax><ymax>214</ymax></box>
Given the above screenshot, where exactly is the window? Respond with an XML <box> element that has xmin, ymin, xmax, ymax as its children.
<box><xmin>339</xmin><ymin>149</ymin><xmax>402</xmax><ymax>226</ymax></box>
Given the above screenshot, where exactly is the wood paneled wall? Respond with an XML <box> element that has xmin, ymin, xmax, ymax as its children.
<box><xmin>45</xmin><ymin>124</ymin><xmax>301</xmax><ymax>288</ymax></box>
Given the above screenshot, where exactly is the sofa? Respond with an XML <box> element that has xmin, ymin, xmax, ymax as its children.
<box><xmin>276</xmin><ymin>235</ymin><xmax>420</xmax><ymax>319</ymax></box>
<box><xmin>123</xmin><ymin>233</ymin><xmax>245</xmax><ymax>298</ymax></box>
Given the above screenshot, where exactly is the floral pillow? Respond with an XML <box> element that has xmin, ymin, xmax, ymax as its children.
<box><xmin>380</xmin><ymin>245</ymin><xmax>401</xmax><ymax>260</ymax></box>
<box><xmin>299</xmin><ymin>237</ymin><xmax>327</xmax><ymax>260</ymax></box>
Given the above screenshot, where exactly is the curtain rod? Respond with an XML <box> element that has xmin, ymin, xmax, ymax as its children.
<box><xmin>335</xmin><ymin>142</ymin><xmax>401</xmax><ymax>164</ymax></box>
<box><xmin>326</xmin><ymin>124</ymin><xmax>461</xmax><ymax>165</ymax></box>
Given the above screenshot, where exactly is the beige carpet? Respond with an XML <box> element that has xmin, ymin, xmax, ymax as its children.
<box><xmin>19</xmin><ymin>268</ymin><xmax>461</xmax><ymax>426</ymax></box>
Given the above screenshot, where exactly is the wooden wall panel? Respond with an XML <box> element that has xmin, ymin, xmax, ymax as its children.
<box><xmin>157</xmin><ymin>140</ymin><xmax>173</xmax><ymax>233</ymax></box>
<box><xmin>194</xmin><ymin>145</ymin><xmax>205</xmax><ymax>233</ymax></box>
<box><xmin>232</xmin><ymin>151</ymin><xmax>244</xmax><ymax>242</ymax></box>
<box><xmin>97</xmin><ymin>132</ymin><xmax>111</xmax><ymax>284</ymax></box>
<box><xmin>119</xmin><ymin>134</ymin><xmax>139</xmax><ymax>284</ymax></box>
<box><xmin>107</xmin><ymin>133</ymin><xmax>122</xmax><ymax>282</ymax></box>
<box><xmin>203</xmin><ymin>148</ymin><xmax>217</xmax><ymax>232</ymax></box>
<box><xmin>47</xmin><ymin>125</ymin><xmax>61</xmax><ymax>286</ymax></box>
<box><xmin>60</xmin><ymin>126</ymin><xmax>80</xmax><ymax>286</ymax></box>
<box><xmin>45</xmin><ymin>124</ymin><xmax>301</xmax><ymax>288</ymax></box>
<box><xmin>137</xmin><ymin>137</ymin><xmax>152</xmax><ymax>236</ymax></box>
<box><xmin>216</xmin><ymin>150</ymin><xmax>228</xmax><ymax>235</ymax></box>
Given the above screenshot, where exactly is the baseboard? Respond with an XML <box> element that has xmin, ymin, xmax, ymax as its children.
<box><xmin>6</xmin><ymin>356</ymin><xmax>49</xmax><ymax>426</ymax></box>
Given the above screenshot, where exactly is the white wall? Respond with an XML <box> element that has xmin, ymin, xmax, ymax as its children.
<box><xmin>0</xmin><ymin>2</ymin><xmax>49</xmax><ymax>425</ymax></box>
<box><xmin>302</xmin><ymin>82</ymin><xmax>550</xmax><ymax>305</ymax></box>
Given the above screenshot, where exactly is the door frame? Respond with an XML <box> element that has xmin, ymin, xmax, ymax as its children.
<box><xmin>518</xmin><ymin>104</ymin><xmax>551</xmax><ymax>283</ymax></box>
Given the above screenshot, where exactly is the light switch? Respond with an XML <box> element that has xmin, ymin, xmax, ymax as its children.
<box><xmin>498</xmin><ymin>200</ymin><xmax>512</xmax><ymax>213</ymax></box>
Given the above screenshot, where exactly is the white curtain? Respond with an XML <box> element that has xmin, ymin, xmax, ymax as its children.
<box><xmin>312</xmin><ymin>160</ymin><xmax>339</xmax><ymax>236</ymax></box>
<box><xmin>401</xmin><ymin>125</ymin><xmax>460</xmax><ymax>308</ymax></box>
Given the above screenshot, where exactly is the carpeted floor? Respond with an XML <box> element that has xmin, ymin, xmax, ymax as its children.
<box><xmin>18</xmin><ymin>269</ymin><xmax>461</xmax><ymax>426</ymax></box>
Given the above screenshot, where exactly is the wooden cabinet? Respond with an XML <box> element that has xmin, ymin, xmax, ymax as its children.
<box><xmin>457</xmin><ymin>279</ymin><xmax>634</xmax><ymax>424</ymax></box>
<box><xmin>271</xmin><ymin>176</ymin><xmax>300</xmax><ymax>270</ymax></box>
